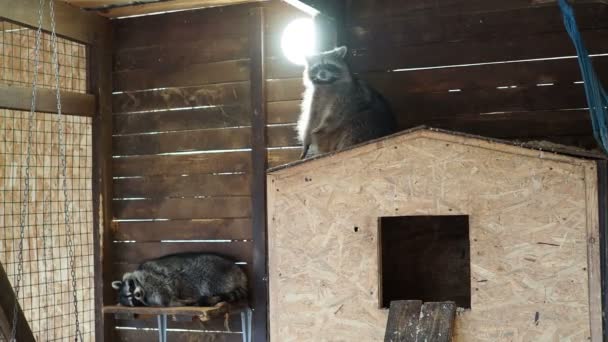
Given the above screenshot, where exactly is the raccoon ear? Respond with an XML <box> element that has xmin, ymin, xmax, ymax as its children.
<box><xmin>334</xmin><ymin>46</ymin><xmax>348</xmax><ymax>59</ymax></box>
<box><xmin>111</xmin><ymin>281</ymin><xmax>122</xmax><ymax>290</ymax></box>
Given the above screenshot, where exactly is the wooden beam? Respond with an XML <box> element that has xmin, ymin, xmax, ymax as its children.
<box><xmin>248</xmin><ymin>6</ymin><xmax>268</xmax><ymax>342</ymax></box>
<box><xmin>598</xmin><ymin>160</ymin><xmax>608</xmax><ymax>342</ymax></box>
<box><xmin>89</xmin><ymin>19</ymin><xmax>114</xmax><ymax>342</ymax></box>
<box><xmin>0</xmin><ymin>261</ymin><xmax>36</xmax><ymax>342</ymax></box>
<box><xmin>103</xmin><ymin>301</ymin><xmax>242</xmax><ymax>321</ymax></box>
<box><xmin>586</xmin><ymin>163</ymin><xmax>604</xmax><ymax>342</ymax></box>
<box><xmin>281</xmin><ymin>0</ymin><xmax>319</xmax><ymax>16</ymax></box>
<box><xmin>95</xmin><ymin>0</ymin><xmax>267</xmax><ymax>18</ymax></box>
<box><xmin>0</xmin><ymin>84</ymin><xmax>95</xmax><ymax>116</ymax></box>
<box><xmin>0</xmin><ymin>0</ymin><xmax>107</xmax><ymax>44</ymax></box>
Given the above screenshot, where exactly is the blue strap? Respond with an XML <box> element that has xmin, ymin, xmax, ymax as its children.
<box><xmin>558</xmin><ymin>0</ymin><xmax>608</xmax><ymax>153</ymax></box>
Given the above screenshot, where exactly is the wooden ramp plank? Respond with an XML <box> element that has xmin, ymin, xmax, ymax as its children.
<box><xmin>384</xmin><ymin>300</ymin><xmax>422</xmax><ymax>342</ymax></box>
<box><xmin>384</xmin><ymin>301</ymin><xmax>456</xmax><ymax>342</ymax></box>
<box><xmin>0</xmin><ymin>261</ymin><xmax>35</xmax><ymax>342</ymax></box>
<box><xmin>416</xmin><ymin>302</ymin><xmax>457</xmax><ymax>342</ymax></box>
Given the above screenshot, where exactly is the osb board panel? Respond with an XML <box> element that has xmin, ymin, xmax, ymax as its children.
<box><xmin>0</xmin><ymin>109</ymin><xmax>95</xmax><ymax>341</ymax></box>
<box><xmin>267</xmin><ymin>130</ymin><xmax>600</xmax><ymax>342</ymax></box>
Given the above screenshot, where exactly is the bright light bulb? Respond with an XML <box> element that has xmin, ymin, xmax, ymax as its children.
<box><xmin>281</xmin><ymin>17</ymin><xmax>316</xmax><ymax>66</ymax></box>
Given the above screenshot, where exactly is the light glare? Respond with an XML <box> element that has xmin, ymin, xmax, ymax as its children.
<box><xmin>281</xmin><ymin>18</ymin><xmax>316</xmax><ymax>66</ymax></box>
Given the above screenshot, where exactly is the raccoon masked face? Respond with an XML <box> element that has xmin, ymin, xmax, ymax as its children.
<box><xmin>304</xmin><ymin>46</ymin><xmax>350</xmax><ymax>85</ymax></box>
<box><xmin>112</xmin><ymin>274</ymin><xmax>146</xmax><ymax>307</ymax></box>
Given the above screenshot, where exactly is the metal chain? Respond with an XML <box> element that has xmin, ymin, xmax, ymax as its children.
<box><xmin>41</xmin><ymin>194</ymin><xmax>51</xmax><ymax>342</ymax></box>
<box><xmin>9</xmin><ymin>0</ymin><xmax>45</xmax><ymax>340</ymax></box>
<box><xmin>48</xmin><ymin>0</ymin><xmax>84</xmax><ymax>340</ymax></box>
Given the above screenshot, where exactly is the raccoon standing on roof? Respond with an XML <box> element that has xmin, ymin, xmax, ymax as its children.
<box><xmin>112</xmin><ymin>253</ymin><xmax>247</xmax><ymax>307</ymax></box>
<box><xmin>297</xmin><ymin>46</ymin><xmax>397</xmax><ymax>159</ymax></box>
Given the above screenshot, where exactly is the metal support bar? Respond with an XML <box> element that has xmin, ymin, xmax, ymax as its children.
<box><xmin>156</xmin><ymin>314</ymin><xmax>167</xmax><ymax>342</ymax></box>
<box><xmin>241</xmin><ymin>308</ymin><xmax>253</xmax><ymax>342</ymax></box>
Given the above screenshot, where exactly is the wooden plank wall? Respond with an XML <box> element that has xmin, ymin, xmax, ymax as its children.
<box><xmin>110</xmin><ymin>0</ymin><xmax>608</xmax><ymax>340</ymax></box>
<box><xmin>110</xmin><ymin>2</ymin><xmax>306</xmax><ymax>340</ymax></box>
<box><xmin>261</xmin><ymin>0</ymin><xmax>608</xmax><ymax>161</ymax></box>
<box><xmin>343</xmin><ymin>0</ymin><xmax>608</xmax><ymax>149</ymax></box>
<box><xmin>111</xmin><ymin>5</ymin><xmax>254</xmax><ymax>342</ymax></box>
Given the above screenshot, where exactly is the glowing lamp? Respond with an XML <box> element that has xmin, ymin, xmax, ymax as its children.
<box><xmin>280</xmin><ymin>17</ymin><xmax>316</xmax><ymax>66</ymax></box>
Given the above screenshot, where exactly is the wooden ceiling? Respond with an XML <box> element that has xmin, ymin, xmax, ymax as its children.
<box><xmin>61</xmin><ymin>0</ymin><xmax>267</xmax><ymax>18</ymax></box>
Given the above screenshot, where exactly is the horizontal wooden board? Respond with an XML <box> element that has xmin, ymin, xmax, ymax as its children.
<box><xmin>113</xmin><ymin>197</ymin><xmax>251</xmax><ymax>219</ymax></box>
<box><xmin>348</xmin><ymin>0</ymin><xmax>608</xmax><ymax>19</ymax></box>
<box><xmin>102</xmin><ymin>0</ymin><xmax>265</xmax><ymax>18</ymax></box>
<box><xmin>114</xmin><ymin>37</ymin><xmax>249</xmax><ymax>72</ymax></box>
<box><xmin>267</xmin><ymin>100</ymin><xmax>301</xmax><ymax>124</ymax></box>
<box><xmin>363</xmin><ymin>57</ymin><xmax>608</xmax><ymax>94</ymax></box>
<box><xmin>0</xmin><ymin>84</ymin><xmax>95</xmax><ymax>115</ymax></box>
<box><xmin>267</xmin><ymin>78</ymin><xmax>303</xmax><ymax>102</ymax></box>
<box><xmin>267</xmin><ymin>57</ymin><xmax>304</xmax><ymax>79</ymax></box>
<box><xmin>114</xmin><ymin>59</ymin><xmax>250</xmax><ymax>91</ymax></box>
<box><xmin>113</xmin><ymin>174</ymin><xmax>251</xmax><ymax>198</ymax></box>
<box><xmin>111</xmin><ymin>241</ymin><xmax>252</xmax><ymax>264</ymax></box>
<box><xmin>3</xmin><ymin>0</ymin><xmax>108</xmax><ymax>44</ymax></box>
<box><xmin>404</xmin><ymin>110</ymin><xmax>593</xmax><ymax>138</ymax></box>
<box><xmin>114</xmin><ymin>328</ymin><xmax>243</xmax><ymax>342</ymax></box>
<box><xmin>386</xmin><ymin>84</ymin><xmax>588</xmax><ymax>118</ymax></box>
<box><xmin>113</xmin><ymin>5</ymin><xmax>251</xmax><ymax>49</ymax></box>
<box><xmin>114</xmin><ymin>314</ymin><xmax>244</xmax><ymax>334</ymax></box>
<box><xmin>268</xmin><ymin>124</ymin><xmax>299</xmax><ymax>147</ymax></box>
<box><xmin>349</xmin><ymin>30</ymin><xmax>608</xmax><ymax>72</ymax></box>
<box><xmin>113</xmin><ymin>105</ymin><xmax>251</xmax><ymax>134</ymax></box>
<box><xmin>268</xmin><ymin>148</ymin><xmax>300</xmax><ymax>168</ymax></box>
<box><xmin>112</xmin><ymin>218</ymin><xmax>253</xmax><ymax>241</ymax></box>
<box><xmin>113</xmin><ymin>127</ymin><xmax>252</xmax><ymax>156</ymax></box>
<box><xmin>118</xmin><ymin>150</ymin><xmax>299</xmax><ymax>172</ymax></box>
<box><xmin>113</xmin><ymin>151</ymin><xmax>251</xmax><ymax>177</ymax></box>
<box><xmin>113</xmin><ymin>126</ymin><xmax>298</xmax><ymax>156</ymax></box>
<box><xmin>347</xmin><ymin>2</ymin><xmax>608</xmax><ymax>49</ymax></box>
<box><xmin>112</xmin><ymin>82</ymin><xmax>250</xmax><ymax>114</ymax></box>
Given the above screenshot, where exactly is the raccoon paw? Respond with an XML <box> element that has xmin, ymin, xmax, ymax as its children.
<box><xmin>300</xmin><ymin>145</ymin><xmax>310</xmax><ymax>159</ymax></box>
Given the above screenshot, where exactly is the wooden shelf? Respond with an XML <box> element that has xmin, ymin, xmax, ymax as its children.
<box><xmin>103</xmin><ymin>302</ymin><xmax>248</xmax><ymax>321</ymax></box>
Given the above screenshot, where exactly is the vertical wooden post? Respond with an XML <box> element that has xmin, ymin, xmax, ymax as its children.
<box><xmin>90</xmin><ymin>21</ymin><xmax>114</xmax><ymax>342</ymax></box>
<box><xmin>249</xmin><ymin>6</ymin><xmax>268</xmax><ymax>342</ymax></box>
<box><xmin>597</xmin><ymin>160</ymin><xmax>607</xmax><ymax>341</ymax></box>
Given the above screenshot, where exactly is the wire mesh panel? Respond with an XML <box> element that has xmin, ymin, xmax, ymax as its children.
<box><xmin>0</xmin><ymin>13</ymin><xmax>94</xmax><ymax>342</ymax></box>
<box><xmin>0</xmin><ymin>109</ymin><xmax>94</xmax><ymax>341</ymax></box>
<box><xmin>0</xmin><ymin>110</ymin><xmax>94</xmax><ymax>341</ymax></box>
<box><xmin>0</xmin><ymin>20</ymin><xmax>87</xmax><ymax>93</ymax></box>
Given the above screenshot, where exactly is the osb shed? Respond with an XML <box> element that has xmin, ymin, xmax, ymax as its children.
<box><xmin>267</xmin><ymin>127</ymin><xmax>604</xmax><ymax>341</ymax></box>
<box><xmin>2</xmin><ymin>0</ymin><xmax>608</xmax><ymax>341</ymax></box>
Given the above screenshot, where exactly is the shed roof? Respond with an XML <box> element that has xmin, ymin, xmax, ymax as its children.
<box><xmin>269</xmin><ymin>126</ymin><xmax>606</xmax><ymax>174</ymax></box>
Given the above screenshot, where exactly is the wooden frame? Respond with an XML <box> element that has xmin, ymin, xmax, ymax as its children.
<box><xmin>597</xmin><ymin>160</ymin><xmax>608</xmax><ymax>341</ymax></box>
<box><xmin>0</xmin><ymin>84</ymin><xmax>95</xmax><ymax>115</ymax></box>
<box><xmin>0</xmin><ymin>0</ymin><xmax>113</xmax><ymax>340</ymax></box>
<box><xmin>249</xmin><ymin>5</ymin><xmax>269</xmax><ymax>342</ymax></box>
<box><xmin>89</xmin><ymin>22</ymin><xmax>114</xmax><ymax>342</ymax></box>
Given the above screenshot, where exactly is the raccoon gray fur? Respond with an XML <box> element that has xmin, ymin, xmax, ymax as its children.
<box><xmin>297</xmin><ymin>46</ymin><xmax>397</xmax><ymax>159</ymax></box>
<box><xmin>111</xmin><ymin>253</ymin><xmax>247</xmax><ymax>307</ymax></box>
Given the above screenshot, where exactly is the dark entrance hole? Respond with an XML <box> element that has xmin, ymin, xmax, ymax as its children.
<box><xmin>378</xmin><ymin>215</ymin><xmax>471</xmax><ymax>308</ymax></box>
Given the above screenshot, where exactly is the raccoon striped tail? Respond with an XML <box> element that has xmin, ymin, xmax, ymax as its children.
<box><xmin>221</xmin><ymin>287</ymin><xmax>248</xmax><ymax>303</ymax></box>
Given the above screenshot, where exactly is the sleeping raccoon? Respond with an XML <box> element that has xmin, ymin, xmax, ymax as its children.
<box><xmin>297</xmin><ymin>46</ymin><xmax>397</xmax><ymax>159</ymax></box>
<box><xmin>111</xmin><ymin>253</ymin><xmax>247</xmax><ymax>307</ymax></box>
